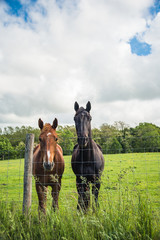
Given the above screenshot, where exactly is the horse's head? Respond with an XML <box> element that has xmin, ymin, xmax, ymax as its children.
<box><xmin>74</xmin><ymin>101</ymin><xmax>92</xmax><ymax>148</ymax></box>
<box><xmin>38</xmin><ymin>118</ymin><xmax>58</xmax><ymax>171</ymax></box>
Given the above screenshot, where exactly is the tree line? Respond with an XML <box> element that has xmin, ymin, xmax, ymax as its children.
<box><xmin>0</xmin><ymin>121</ymin><xmax>160</xmax><ymax>160</ymax></box>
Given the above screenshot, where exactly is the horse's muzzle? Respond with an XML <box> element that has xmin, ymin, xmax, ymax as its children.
<box><xmin>43</xmin><ymin>161</ymin><xmax>54</xmax><ymax>171</ymax></box>
<box><xmin>78</xmin><ymin>136</ymin><xmax>89</xmax><ymax>148</ymax></box>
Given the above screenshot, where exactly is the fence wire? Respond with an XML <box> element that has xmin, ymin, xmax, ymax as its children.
<box><xmin>0</xmin><ymin>136</ymin><xmax>160</xmax><ymax>215</ymax></box>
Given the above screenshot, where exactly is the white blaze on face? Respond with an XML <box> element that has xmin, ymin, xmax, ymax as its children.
<box><xmin>47</xmin><ymin>132</ymin><xmax>52</xmax><ymax>163</ymax></box>
<box><xmin>42</xmin><ymin>132</ymin><xmax>55</xmax><ymax>171</ymax></box>
<box><xmin>47</xmin><ymin>150</ymin><xmax>51</xmax><ymax>162</ymax></box>
<box><xmin>46</xmin><ymin>132</ymin><xmax>52</xmax><ymax>164</ymax></box>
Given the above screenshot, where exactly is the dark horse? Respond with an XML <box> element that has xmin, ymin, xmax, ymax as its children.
<box><xmin>71</xmin><ymin>101</ymin><xmax>104</xmax><ymax>211</ymax></box>
<box><xmin>33</xmin><ymin>118</ymin><xmax>65</xmax><ymax>213</ymax></box>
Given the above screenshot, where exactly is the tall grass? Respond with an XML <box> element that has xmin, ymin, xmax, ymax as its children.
<box><xmin>0</xmin><ymin>173</ymin><xmax>160</xmax><ymax>239</ymax></box>
<box><xmin>0</xmin><ymin>153</ymin><xmax>160</xmax><ymax>239</ymax></box>
<box><xmin>0</xmin><ymin>191</ymin><xmax>159</xmax><ymax>240</ymax></box>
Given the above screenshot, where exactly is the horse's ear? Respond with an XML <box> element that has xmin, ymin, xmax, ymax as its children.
<box><xmin>38</xmin><ymin>118</ymin><xmax>44</xmax><ymax>130</ymax></box>
<box><xmin>52</xmin><ymin>118</ymin><xmax>58</xmax><ymax>129</ymax></box>
<box><xmin>86</xmin><ymin>101</ymin><xmax>91</xmax><ymax>112</ymax></box>
<box><xmin>74</xmin><ymin>102</ymin><xmax>79</xmax><ymax>112</ymax></box>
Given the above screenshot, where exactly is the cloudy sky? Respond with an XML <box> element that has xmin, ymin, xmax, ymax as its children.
<box><xmin>0</xmin><ymin>0</ymin><xmax>160</xmax><ymax>129</ymax></box>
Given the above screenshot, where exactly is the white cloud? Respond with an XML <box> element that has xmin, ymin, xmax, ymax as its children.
<box><xmin>0</xmin><ymin>0</ymin><xmax>160</xmax><ymax>128</ymax></box>
<box><xmin>91</xmin><ymin>99</ymin><xmax>160</xmax><ymax>128</ymax></box>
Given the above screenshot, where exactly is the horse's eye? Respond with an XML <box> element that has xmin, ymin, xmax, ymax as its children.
<box><xmin>39</xmin><ymin>137</ymin><xmax>42</xmax><ymax>142</ymax></box>
<box><xmin>55</xmin><ymin>137</ymin><xmax>58</xmax><ymax>141</ymax></box>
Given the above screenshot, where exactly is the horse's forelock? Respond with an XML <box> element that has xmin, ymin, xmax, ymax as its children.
<box><xmin>41</xmin><ymin>123</ymin><xmax>55</xmax><ymax>134</ymax></box>
<box><xmin>75</xmin><ymin>107</ymin><xmax>86</xmax><ymax>116</ymax></box>
<box><xmin>75</xmin><ymin>107</ymin><xmax>91</xmax><ymax>118</ymax></box>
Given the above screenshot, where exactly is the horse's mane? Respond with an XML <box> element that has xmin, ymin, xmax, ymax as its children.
<box><xmin>75</xmin><ymin>107</ymin><xmax>85</xmax><ymax>116</ymax></box>
<box><xmin>33</xmin><ymin>144</ymin><xmax>39</xmax><ymax>153</ymax></box>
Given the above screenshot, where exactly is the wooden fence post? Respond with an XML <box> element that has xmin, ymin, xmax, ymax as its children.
<box><xmin>23</xmin><ymin>133</ymin><xmax>34</xmax><ymax>214</ymax></box>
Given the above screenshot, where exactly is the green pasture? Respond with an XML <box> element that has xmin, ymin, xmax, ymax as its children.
<box><xmin>0</xmin><ymin>153</ymin><xmax>160</xmax><ymax>210</ymax></box>
<box><xmin>0</xmin><ymin>153</ymin><xmax>160</xmax><ymax>239</ymax></box>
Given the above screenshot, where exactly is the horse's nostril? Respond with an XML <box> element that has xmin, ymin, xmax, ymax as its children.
<box><xmin>43</xmin><ymin>162</ymin><xmax>54</xmax><ymax>171</ymax></box>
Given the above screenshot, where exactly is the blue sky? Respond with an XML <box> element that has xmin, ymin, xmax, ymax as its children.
<box><xmin>4</xmin><ymin>0</ymin><xmax>37</xmax><ymax>21</ymax></box>
<box><xmin>129</xmin><ymin>0</ymin><xmax>160</xmax><ymax>56</ymax></box>
<box><xmin>149</xmin><ymin>0</ymin><xmax>160</xmax><ymax>15</ymax></box>
<box><xmin>0</xmin><ymin>0</ymin><xmax>160</xmax><ymax>128</ymax></box>
<box><xmin>129</xmin><ymin>36</ymin><xmax>152</xmax><ymax>56</ymax></box>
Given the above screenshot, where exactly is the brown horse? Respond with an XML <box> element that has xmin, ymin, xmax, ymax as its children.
<box><xmin>33</xmin><ymin>118</ymin><xmax>64</xmax><ymax>213</ymax></box>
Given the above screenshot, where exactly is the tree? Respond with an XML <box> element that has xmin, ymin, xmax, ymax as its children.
<box><xmin>92</xmin><ymin>128</ymin><xmax>102</xmax><ymax>146</ymax></box>
<box><xmin>0</xmin><ymin>136</ymin><xmax>15</xmax><ymax>160</ymax></box>
<box><xmin>114</xmin><ymin>121</ymin><xmax>132</xmax><ymax>153</ymax></box>
<box><xmin>108</xmin><ymin>137</ymin><xmax>123</xmax><ymax>154</ymax></box>
<box><xmin>3</xmin><ymin>126</ymin><xmax>40</xmax><ymax>147</ymax></box>
<box><xmin>1</xmin><ymin>121</ymin><xmax>160</xmax><ymax>158</ymax></box>
<box><xmin>58</xmin><ymin>126</ymin><xmax>75</xmax><ymax>155</ymax></box>
<box><xmin>114</xmin><ymin>121</ymin><xmax>129</xmax><ymax>131</ymax></box>
<box><xmin>15</xmin><ymin>141</ymin><xmax>25</xmax><ymax>158</ymax></box>
<box><xmin>99</xmin><ymin>124</ymin><xmax>118</xmax><ymax>153</ymax></box>
<box><xmin>130</xmin><ymin>123</ymin><xmax>160</xmax><ymax>152</ymax></box>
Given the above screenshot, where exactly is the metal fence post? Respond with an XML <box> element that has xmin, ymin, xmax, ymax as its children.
<box><xmin>23</xmin><ymin>133</ymin><xmax>34</xmax><ymax>214</ymax></box>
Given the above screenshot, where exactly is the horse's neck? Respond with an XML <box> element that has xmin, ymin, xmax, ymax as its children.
<box><xmin>88</xmin><ymin>127</ymin><xmax>92</xmax><ymax>139</ymax></box>
<box><xmin>80</xmin><ymin>138</ymin><xmax>93</xmax><ymax>160</ymax></box>
<box><xmin>79</xmin><ymin>126</ymin><xmax>93</xmax><ymax>158</ymax></box>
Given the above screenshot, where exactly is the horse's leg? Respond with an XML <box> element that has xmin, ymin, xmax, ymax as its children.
<box><xmin>83</xmin><ymin>181</ymin><xmax>90</xmax><ymax>210</ymax></box>
<box><xmin>92</xmin><ymin>177</ymin><xmax>100</xmax><ymax>208</ymax></box>
<box><xmin>35</xmin><ymin>182</ymin><xmax>48</xmax><ymax>214</ymax></box>
<box><xmin>51</xmin><ymin>178</ymin><xmax>61</xmax><ymax>211</ymax></box>
<box><xmin>76</xmin><ymin>176</ymin><xmax>84</xmax><ymax>210</ymax></box>
<box><xmin>76</xmin><ymin>176</ymin><xmax>90</xmax><ymax>211</ymax></box>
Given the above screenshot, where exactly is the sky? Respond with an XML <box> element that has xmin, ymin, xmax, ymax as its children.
<box><xmin>0</xmin><ymin>0</ymin><xmax>160</xmax><ymax>129</ymax></box>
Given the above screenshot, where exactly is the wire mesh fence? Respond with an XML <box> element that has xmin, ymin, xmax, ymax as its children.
<box><xmin>0</xmin><ymin>135</ymin><xmax>160</xmax><ymax>215</ymax></box>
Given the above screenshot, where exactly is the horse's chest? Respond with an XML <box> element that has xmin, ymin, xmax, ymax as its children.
<box><xmin>36</xmin><ymin>174</ymin><xmax>59</xmax><ymax>186</ymax></box>
<box><xmin>34</xmin><ymin>168</ymin><xmax>59</xmax><ymax>186</ymax></box>
<box><xmin>73</xmin><ymin>161</ymin><xmax>99</xmax><ymax>176</ymax></box>
<box><xmin>72</xmin><ymin>146</ymin><xmax>104</xmax><ymax>178</ymax></box>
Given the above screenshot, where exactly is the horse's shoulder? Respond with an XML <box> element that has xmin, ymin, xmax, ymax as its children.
<box><xmin>56</xmin><ymin>144</ymin><xmax>65</xmax><ymax>173</ymax></box>
<box><xmin>71</xmin><ymin>144</ymin><xmax>79</xmax><ymax>160</ymax></box>
<box><xmin>56</xmin><ymin>144</ymin><xmax>64</xmax><ymax>163</ymax></box>
<box><xmin>72</xmin><ymin>144</ymin><xmax>79</xmax><ymax>155</ymax></box>
<box><xmin>57</xmin><ymin>144</ymin><xmax>63</xmax><ymax>155</ymax></box>
<box><xmin>97</xmin><ymin>143</ymin><xmax>102</xmax><ymax>151</ymax></box>
<box><xmin>92</xmin><ymin>140</ymin><xmax>103</xmax><ymax>152</ymax></box>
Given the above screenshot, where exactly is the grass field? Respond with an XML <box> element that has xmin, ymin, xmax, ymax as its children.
<box><xmin>0</xmin><ymin>152</ymin><xmax>160</xmax><ymax>239</ymax></box>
